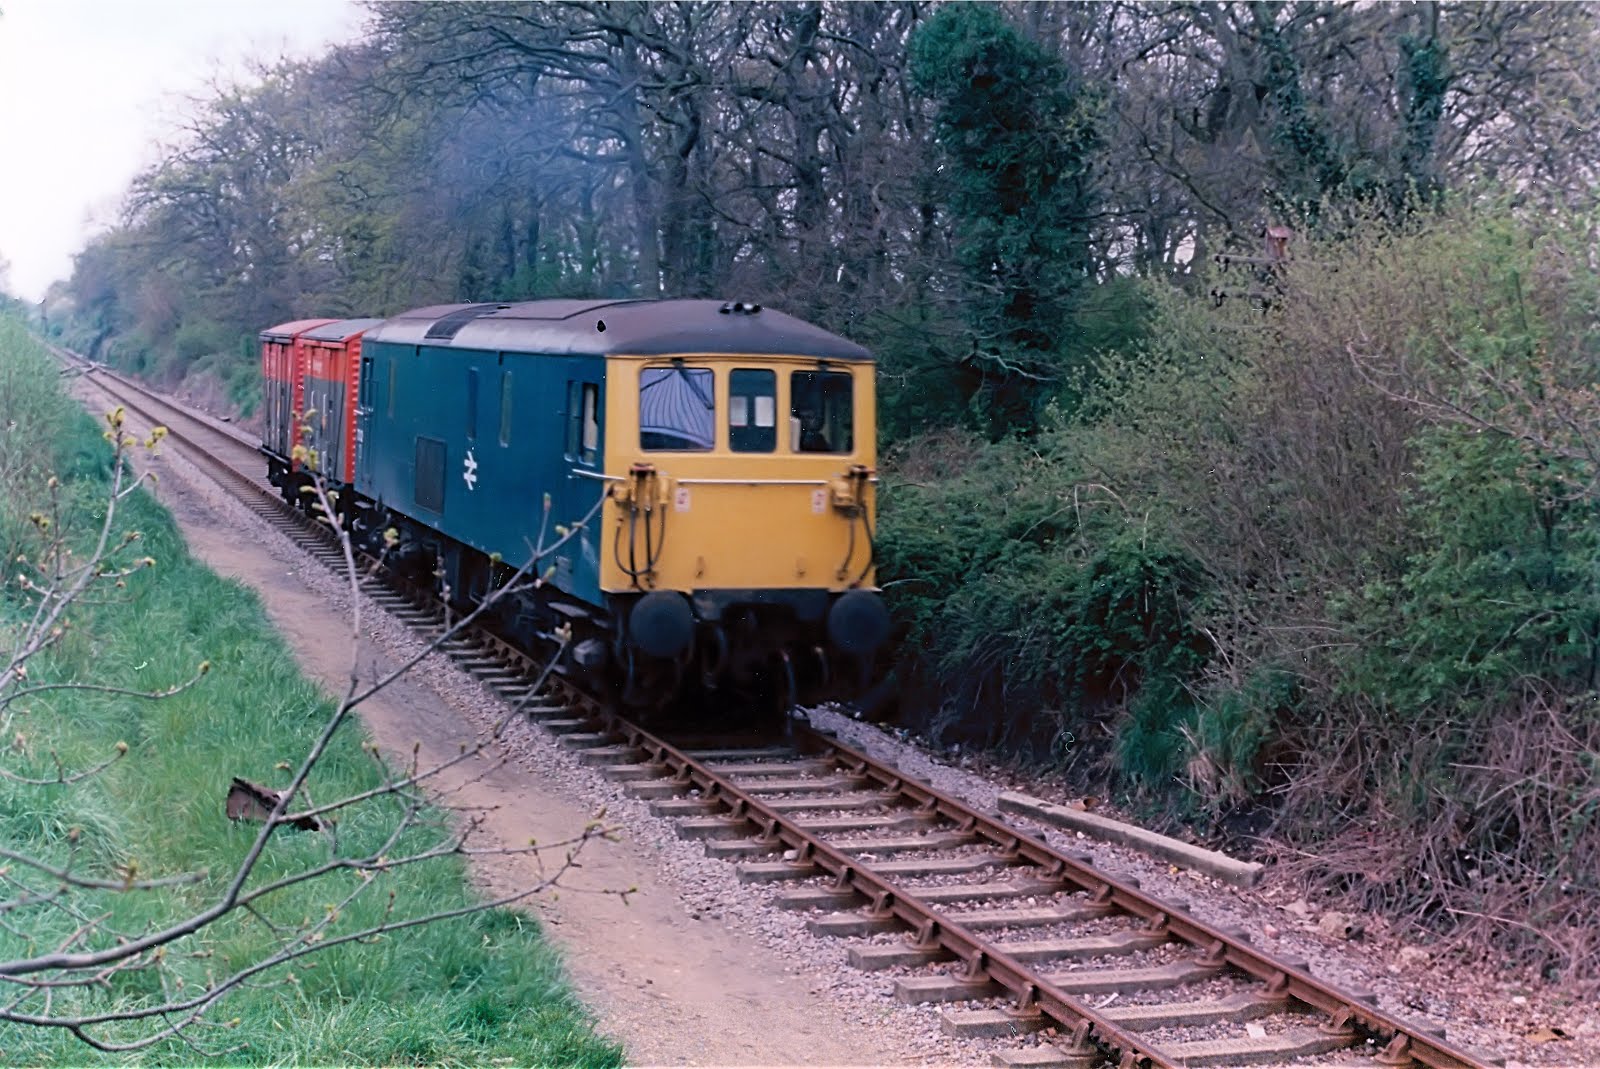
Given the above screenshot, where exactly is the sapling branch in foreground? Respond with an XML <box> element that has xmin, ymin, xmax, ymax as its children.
<box><xmin>0</xmin><ymin>423</ymin><xmax>623</xmax><ymax>1053</ymax></box>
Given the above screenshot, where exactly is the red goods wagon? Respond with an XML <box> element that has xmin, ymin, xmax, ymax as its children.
<box><xmin>299</xmin><ymin>319</ymin><xmax>383</xmax><ymax>485</ymax></box>
<box><xmin>260</xmin><ymin>318</ymin><xmax>335</xmax><ymax>469</ymax></box>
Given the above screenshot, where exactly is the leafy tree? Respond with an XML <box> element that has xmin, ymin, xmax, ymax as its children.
<box><xmin>56</xmin><ymin>2</ymin><xmax>1600</xmax><ymax>426</ymax></box>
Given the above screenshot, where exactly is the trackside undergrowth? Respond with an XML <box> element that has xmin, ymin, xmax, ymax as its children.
<box><xmin>0</xmin><ymin>316</ymin><xmax>624</xmax><ymax>1065</ymax></box>
<box><xmin>876</xmin><ymin>203</ymin><xmax>1600</xmax><ymax>992</ymax></box>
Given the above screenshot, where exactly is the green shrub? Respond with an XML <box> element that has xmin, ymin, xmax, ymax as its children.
<box><xmin>876</xmin><ymin>429</ymin><xmax>1208</xmax><ymax>771</ymax></box>
<box><xmin>1179</xmin><ymin>669</ymin><xmax>1297</xmax><ymax>809</ymax></box>
<box><xmin>172</xmin><ymin>317</ymin><xmax>237</xmax><ymax>363</ymax></box>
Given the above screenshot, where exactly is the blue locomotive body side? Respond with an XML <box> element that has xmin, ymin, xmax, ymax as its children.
<box><xmin>354</xmin><ymin>338</ymin><xmax>608</xmax><ymax>606</ymax></box>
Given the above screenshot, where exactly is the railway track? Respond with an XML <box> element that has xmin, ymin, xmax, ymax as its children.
<box><xmin>57</xmin><ymin>349</ymin><xmax>341</xmax><ymax>561</ymax></box>
<box><xmin>59</xmin><ymin>346</ymin><xmax>1504</xmax><ymax>1069</ymax></box>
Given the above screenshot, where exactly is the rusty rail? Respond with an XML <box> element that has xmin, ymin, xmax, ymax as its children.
<box><xmin>596</xmin><ymin>710</ymin><xmax>1498</xmax><ymax>1069</ymax></box>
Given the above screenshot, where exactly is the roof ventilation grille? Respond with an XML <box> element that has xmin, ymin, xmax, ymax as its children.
<box><xmin>424</xmin><ymin>303</ymin><xmax>504</xmax><ymax>341</ymax></box>
<box><xmin>718</xmin><ymin>301</ymin><xmax>762</xmax><ymax>315</ymax></box>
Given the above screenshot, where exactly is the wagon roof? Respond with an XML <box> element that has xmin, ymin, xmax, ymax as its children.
<box><xmin>363</xmin><ymin>299</ymin><xmax>871</xmax><ymax>361</ymax></box>
<box><xmin>259</xmin><ymin>318</ymin><xmax>338</xmax><ymax>341</ymax></box>
<box><xmin>301</xmin><ymin>318</ymin><xmax>385</xmax><ymax>343</ymax></box>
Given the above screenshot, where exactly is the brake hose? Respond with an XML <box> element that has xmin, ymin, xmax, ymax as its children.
<box><xmin>853</xmin><ymin>508</ymin><xmax>876</xmax><ymax>586</ymax></box>
<box><xmin>613</xmin><ymin>501</ymin><xmax>669</xmax><ymax>585</ymax></box>
<box><xmin>838</xmin><ymin>506</ymin><xmax>857</xmax><ymax>581</ymax></box>
<box><xmin>836</xmin><ymin>504</ymin><xmax>876</xmax><ymax>586</ymax></box>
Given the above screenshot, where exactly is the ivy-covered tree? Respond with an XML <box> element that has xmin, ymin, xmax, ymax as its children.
<box><xmin>1394</xmin><ymin>27</ymin><xmax>1452</xmax><ymax>211</ymax></box>
<box><xmin>1249</xmin><ymin>4</ymin><xmax>1451</xmax><ymax>222</ymax></box>
<box><xmin>907</xmin><ymin>3</ymin><xmax>1102</xmax><ymax>437</ymax></box>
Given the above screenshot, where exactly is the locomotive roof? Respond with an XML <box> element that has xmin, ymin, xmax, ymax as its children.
<box><xmin>301</xmin><ymin>318</ymin><xmax>385</xmax><ymax>342</ymax></box>
<box><xmin>363</xmin><ymin>299</ymin><xmax>871</xmax><ymax>361</ymax></box>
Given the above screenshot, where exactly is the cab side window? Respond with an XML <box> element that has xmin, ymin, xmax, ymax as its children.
<box><xmin>581</xmin><ymin>383</ymin><xmax>599</xmax><ymax>461</ymax></box>
<box><xmin>728</xmin><ymin>369</ymin><xmax>776</xmax><ymax>453</ymax></box>
<box><xmin>790</xmin><ymin>370</ymin><xmax>853</xmax><ymax>453</ymax></box>
<box><xmin>498</xmin><ymin>370</ymin><xmax>513</xmax><ymax>447</ymax></box>
<box><xmin>640</xmin><ymin>366</ymin><xmax>714</xmax><ymax>451</ymax></box>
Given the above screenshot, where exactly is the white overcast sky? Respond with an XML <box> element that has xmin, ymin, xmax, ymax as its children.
<box><xmin>0</xmin><ymin>0</ymin><xmax>367</xmax><ymax>302</ymax></box>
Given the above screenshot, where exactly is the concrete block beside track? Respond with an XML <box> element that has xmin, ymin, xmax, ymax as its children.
<box><xmin>997</xmin><ymin>791</ymin><xmax>1265</xmax><ymax>889</ymax></box>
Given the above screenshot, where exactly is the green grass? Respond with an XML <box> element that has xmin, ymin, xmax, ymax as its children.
<box><xmin>0</xmin><ymin>317</ymin><xmax>624</xmax><ymax>1066</ymax></box>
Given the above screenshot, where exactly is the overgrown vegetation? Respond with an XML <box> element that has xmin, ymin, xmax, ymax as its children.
<box><xmin>878</xmin><ymin>203</ymin><xmax>1600</xmax><ymax>989</ymax></box>
<box><xmin>0</xmin><ymin>318</ymin><xmax>622</xmax><ymax>1065</ymax></box>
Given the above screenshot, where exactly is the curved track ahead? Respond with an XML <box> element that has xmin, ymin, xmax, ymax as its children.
<box><xmin>59</xmin><ymin>346</ymin><xmax>1503</xmax><ymax>1069</ymax></box>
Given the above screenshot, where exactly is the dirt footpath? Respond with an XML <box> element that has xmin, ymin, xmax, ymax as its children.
<box><xmin>97</xmin><ymin>397</ymin><xmax>920</xmax><ymax>1067</ymax></box>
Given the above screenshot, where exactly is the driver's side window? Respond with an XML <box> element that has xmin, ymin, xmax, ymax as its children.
<box><xmin>565</xmin><ymin>380</ymin><xmax>600</xmax><ymax>464</ymax></box>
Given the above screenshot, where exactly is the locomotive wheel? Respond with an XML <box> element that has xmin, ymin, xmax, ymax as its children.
<box><xmin>737</xmin><ymin>652</ymin><xmax>796</xmax><ymax>737</ymax></box>
<box><xmin>810</xmin><ymin>644</ymin><xmax>831</xmax><ymax>693</ymax></box>
<box><xmin>616</xmin><ymin>645</ymin><xmax>690</xmax><ymax>728</ymax></box>
<box><xmin>619</xmin><ymin>643</ymin><xmax>644</xmax><ymax>706</ymax></box>
<box><xmin>831</xmin><ymin>651</ymin><xmax>874</xmax><ymax>700</ymax></box>
<box><xmin>700</xmin><ymin>626</ymin><xmax>730</xmax><ymax>689</ymax></box>
<box><xmin>775</xmin><ymin>649</ymin><xmax>798</xmax><ymax>711</ymax></box>
<box><xmin>618</xmin><ymin>644</ymin><xmax>678</xmax><ymax>708</ymax></box>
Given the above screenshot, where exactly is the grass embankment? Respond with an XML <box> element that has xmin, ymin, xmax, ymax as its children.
<box><xmin>0</xmin><ymin>315</ymin><xmax>623</xmax><ymax>1066</ymax></box>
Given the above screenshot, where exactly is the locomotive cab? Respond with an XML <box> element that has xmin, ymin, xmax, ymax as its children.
<box><xmin>601</xmin><ymin>327</ymin><xmax>888</xmax><ymax>709</ymax></box>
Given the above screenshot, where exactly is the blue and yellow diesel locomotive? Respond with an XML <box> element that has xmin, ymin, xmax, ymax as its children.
<box><xmin>262</xmin><ymin>298</ymin><xmax>889</xmax><ymax>715</ymax></box>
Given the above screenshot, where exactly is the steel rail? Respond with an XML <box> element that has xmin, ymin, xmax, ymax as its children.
<box><xmin>59</xmin><ymin>354</ymin><xmax>287</xmax><ymax>513</ymax></box>
<box><xmin>797</xmin><ymin>727</ymin><xmax>1496</xmax><ymax>1069</ymax></box>
<box><xmin>597</xmin><ymin>708</ymin><xmax>1497</xmax><ymax>1069</ymax></box>
<box><xmin>602</xmin><ymin>715</ymin><xmax>1161</xmax><ymax>1066</ymax></box>
<box><xmin>56</xmin><ymin>347</ymin><xmax>262</xmax><ymax>453</ymax></box>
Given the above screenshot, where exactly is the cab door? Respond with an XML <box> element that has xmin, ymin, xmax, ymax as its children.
<box><xmin>559</xmin><ymin>369</ymin><xmax>605</xmax><ymax>600</ymax></box>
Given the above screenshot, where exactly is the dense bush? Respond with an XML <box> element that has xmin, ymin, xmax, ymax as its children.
<box><xmin>876</xmin><ymin>428</ymin><xmax>1208</xmax><ymax>765</ymax></box>
<box><xmin>876</xmin><ymin>202</ymin><xmax>1600</xmax><ymax>987</ymax></box>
